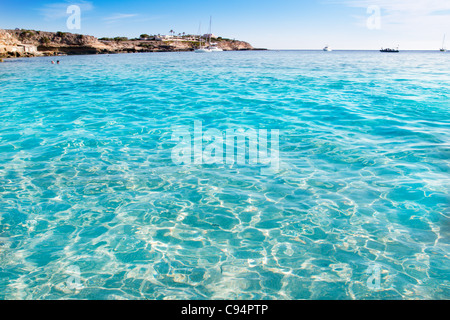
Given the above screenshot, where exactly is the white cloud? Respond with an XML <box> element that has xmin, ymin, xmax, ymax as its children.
<box><xmin>343</xmin><ymin>0</ymin><xmax>450</xmax><ymax>13</ymax></box>
<box><xmin>103</xmin><ymin>13</ymin><xmax>139</xmax><ymax>21</ymax></box>
<box><xmin>39</xmin><ymin>1</ymin><xmax>94</xmax><ymax>21</ymax></box>
<box><xmin>102</xmin><ymin>13</ymin><xmax>140</xmax><ymax>25</ymax></box>
<box><xmin>340</xmin><ymin>0</ymin><xmax>450</xmax><ymax>30</ymax></box>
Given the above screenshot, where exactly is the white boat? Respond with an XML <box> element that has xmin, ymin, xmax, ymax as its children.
<box><xmin>323</xmin><ymin>45</ymin><xmax>332</xmax><ymax>52</ymax></box>
<box><xmin>195</xmin><ymin>47</ymin><xmax>212</xmax><ymax>53</ymax></box>
<box><xmin>195</xmin><ymin>34</ymin><xmax>210</xmax><ymax>53</ymax></box>
<box><xmin>195</xmin><ymin>17</ymin><xmax>223</xmax><ymax>53</ymax></box>
<box><xmin>209</xmin><ymin>42</ymin><xmax>223</xmax><ymax>52</ymax></box>
<box><xmin>380</xmin><ymin>46</ymin><xmax>399</xmax><ymax>53</ymax></box>
<box><xmin>440</xmin><ymin>34</ymin><xmax>447</xmax><ymax>52</ymax></box>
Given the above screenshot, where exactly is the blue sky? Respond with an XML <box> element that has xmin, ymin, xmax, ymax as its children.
<box><xmin>1</xmin><ymin>0</ymin><xmax>449</xmax><ymax>49</ymax></box>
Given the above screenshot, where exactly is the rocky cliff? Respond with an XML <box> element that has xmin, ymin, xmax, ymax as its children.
<box><xmin>0</xmin><ymin>29</ymin><xmax>22</xmax><ymax>58</ymax></box>
<box><xmin>0</xmin><ymin>29</ymin><xmax>259</xmax><ymax>58</ymax></box>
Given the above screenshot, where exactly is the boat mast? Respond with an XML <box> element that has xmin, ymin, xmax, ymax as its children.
<box><xmin>198</xmin><ymin>21</ymin><xmax>203</xmax><ymax>48</ymax></box>
<box><xmin>208</xmin><ymin>16</ymin><xmax>212</xmax><ymax>46</ymax></box>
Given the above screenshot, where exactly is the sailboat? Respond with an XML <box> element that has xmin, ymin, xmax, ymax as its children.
<box><xmin>194</xmin><ymin>22</ymin><xmax>211</xmax><ymax>53</ymax></box>
<box><xmin>323</xmin><ymin>45</ymin><xmax>332</xmax><ymax>52</ymax></box>
<box><xmin>440</xmin><ymin>34</ymin><xmax>447</xmax><ymax>52</ymax></box>
<box><xmin>195</xmin><ymin>39</ymin><xmax>211</xmax><ymax>53</ymax></box>
<box><xmin>194</xmin><ymin>17</ymin><xmax>223</xmax><ymax>53</ymax></box>
<box><xmin>207</xmin><ymin>16</ymin><xmax>223</xmax><ymax>52</ymax></box>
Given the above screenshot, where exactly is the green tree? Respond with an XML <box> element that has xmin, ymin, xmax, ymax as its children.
<box><xmin>19</xmin><ymin>30</ymin><xmax>34</xmax><ymax>39</ymax></box>
<box><xmin>41</xmin><ymin>36</ymin><xmax>50</xmax><ymax>45</ymax></box>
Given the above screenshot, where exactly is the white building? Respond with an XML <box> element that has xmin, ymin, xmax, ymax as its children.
<box><xmin>203</xmin><ymin>34</ymin><xmax>217</xmax><ymax>39</ymax></box>
<box><xmin>160</xmin><ymin>35</ymin><xmax>174</xmax><ymax>40</ymax></box>
<box><xmin>21</xmin><ymin>44</ymin><xmax>38</xmax><ymax>53</ymax></box>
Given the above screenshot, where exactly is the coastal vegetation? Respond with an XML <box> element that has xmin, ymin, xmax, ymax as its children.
<box><xmin>0</xmin><ymin>28</ymin><xmax>259</xmax><ymax>58</ymax></box>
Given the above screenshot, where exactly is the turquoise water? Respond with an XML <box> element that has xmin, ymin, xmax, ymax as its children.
<box><xmin>0</xmin><ymin>51</ymin><xmax>449</xmax><ymax>299</ymax></box>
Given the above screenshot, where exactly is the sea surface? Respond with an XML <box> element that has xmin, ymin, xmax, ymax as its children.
<box><xmin>0</xmin><ymin>50</ymin><xmax>449</xmax><ymax>300</ymax></box>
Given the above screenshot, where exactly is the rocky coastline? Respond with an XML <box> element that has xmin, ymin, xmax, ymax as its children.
<box><xmin>0</xmin><ymin>29</ymin><xmax>263</xmax><ymax>59</ymax></box>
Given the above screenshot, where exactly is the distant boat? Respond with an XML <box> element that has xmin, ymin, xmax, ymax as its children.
<box><xmin>195</xmin><ymin>47</ymin><xmax>212</xmax><ymax>53</ymax></box>
<box><xmin>380</xmin><ymin>46</ymin><xmax>399</xmax><ymax>53</ymax></box>
<box><xmin>194</xmin><ymin>22</ymin><xmax>210</xmax><ymax>53</ymax></box>
<box><xmin>440</xmin><ymin>34</ymin><xmax>447</xmax><ymax>52</ymax></box>
<box><xmin>195</xmin><ymin>17</ymin><xmax>223</xmax><ymax>53</ymax></box>
<box><xmin>323</xmin><ymin>45</ymin><xmax>332</xmax><ymax>52</ymax></box>
<box><xmin>205</xmin><ymin>17</ymin><xmax>223</xmax><ymax>52</ymax></box>
<box><xmin>209</xmin><ymin>42</ymin><xmax>223</xmax><ymax>52</ymax></box>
